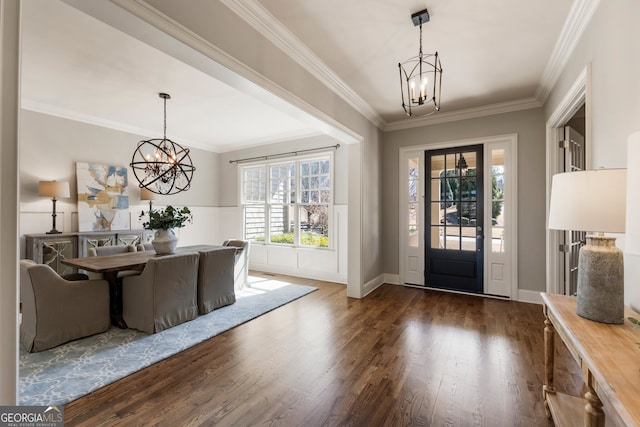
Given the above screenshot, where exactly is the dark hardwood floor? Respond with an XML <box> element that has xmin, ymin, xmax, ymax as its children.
<box><xmin>64</xmin><ymin>273</ymin><xmax>582</xmax><ymax>426</ymax></box>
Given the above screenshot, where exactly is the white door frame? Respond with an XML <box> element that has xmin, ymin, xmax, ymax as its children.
<box><xmin>545</xmin><ymin>65</ymin><xmax>592</xmax><ymax>294</ymax></box>
<box><xmin>399</xmin><ymin>133</ymin><xmax>518</xmax><ymax>299</ymax></box>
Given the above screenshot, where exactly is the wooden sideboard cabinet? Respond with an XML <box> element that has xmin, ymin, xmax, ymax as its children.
<box><xmin>541</xmin><ymin>293</ymin><xmax>640</xmax><ymax>427</ymax></box>
<box><xmin>25</xmin><ymin>233</ymin><xmax>78</xmax><ymax>276</ymax></box>
<box><xmin>26</xmin><ymin>230</ymin><xmax>153</xmax><ymax>275</ymax></box>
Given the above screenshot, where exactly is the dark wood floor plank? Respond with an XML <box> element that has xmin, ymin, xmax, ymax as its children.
<box><xmin>63</xmin><ymin>273</ymin><xmax>581</xmax><ymax>426</ymax></box>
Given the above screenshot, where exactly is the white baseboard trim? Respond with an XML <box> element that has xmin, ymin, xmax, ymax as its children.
<box><xmin>363</xmin><ymin>274</ymin><xmax>385</xmax><ymax>297</ymax></box>
<box><xmin>383</xmin><ymin>271</ymin><xmax>544</xmax><ymax>305</ymax></box>
<box><xmin>383</xmin><ymin>273</ymin><xmax>400</xmax><ymax>285</ymax></box>
<box><xmin>250</xmin><ymin>264</ymin><xmax>346</xmax><ymax>285</ymax></box>
<box><xmin>518</xmin><ymin>289</ymin><xmax>543</xmax><ymax>305</ymax></box>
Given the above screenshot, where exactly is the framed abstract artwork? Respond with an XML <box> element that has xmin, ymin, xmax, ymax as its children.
<box><xmin>76</xmin><ymin>162</ymin><xmax>130</xmax><ymax>231</ymax></box>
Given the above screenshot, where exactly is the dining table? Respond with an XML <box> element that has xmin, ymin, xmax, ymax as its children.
<box><xmin>61</xmin><ymin>245</ymin><xmax>225</xmax><ymax>328</ymax></box>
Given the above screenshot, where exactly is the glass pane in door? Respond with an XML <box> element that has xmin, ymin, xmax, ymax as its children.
<box><xmin>431</xmin><ymin>151</ymin><xmax>478</xmax><ymax>252</ymax></box>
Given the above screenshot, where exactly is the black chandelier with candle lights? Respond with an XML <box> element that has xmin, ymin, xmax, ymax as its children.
<box><xmin>398</xmin><ymin>9</ymin><xmax>443</xmax><ymax>117</ymax></box>
<box><xmin>130</xmin><ymin>93</ymin><xmax>195</xmax><ymax>195</ymax></box>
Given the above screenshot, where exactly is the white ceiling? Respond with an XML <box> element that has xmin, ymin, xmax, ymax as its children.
<box><xmin>20</xmin><ymin>0</ymin><xmax>576</xmax><ymax>153</ymax></box>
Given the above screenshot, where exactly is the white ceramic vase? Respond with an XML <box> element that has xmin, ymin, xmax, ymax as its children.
<box><xmin>152</xmin><ymin>228</ymin><xmax>178</xmax><ymax>255</ymax></box>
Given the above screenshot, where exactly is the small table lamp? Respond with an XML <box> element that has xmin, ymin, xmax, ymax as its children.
<box><xmin>548</xmin><ymin>169</ymin><xmax>626</xmax><ymax>324</ymax></box>
<box><xmin>39</xmin><ymin>180</ymin><xmax>70</xmax><ymax>234</ymax></box>
<box><xmin>140</xmin><ymin>187</ymin><xmax>156</xmax><ymax>213</ymax></box>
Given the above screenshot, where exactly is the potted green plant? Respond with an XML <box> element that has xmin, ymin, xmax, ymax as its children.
<box><xmin>140</xmin><ymin>206</ymin><xmax>192</xmax><ymax>254</ymax></box>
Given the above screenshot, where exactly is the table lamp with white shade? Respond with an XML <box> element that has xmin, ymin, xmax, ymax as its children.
<box><xmin>548</xmin><ymin>168</ymin><xmax>627</xmax><ymax>324</ymax></box>
<box><xmin>38</xmin><ymin>180</ymin><xmax>70</xmax><ymax>234</ymax></box>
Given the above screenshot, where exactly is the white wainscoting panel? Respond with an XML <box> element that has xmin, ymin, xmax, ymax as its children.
<box><xmin>267</xmin><ymin>245</ymin><xmax>298</xmax><ymax>268</ymax></box>
<box><xmin>247</xmin><ymin>204</ymin><xmax>348</xmax><ymax>284</ymax></box>
<box><xmin>20</xmin><ymin>203</ymin><xmax>348</xmax><ymax>284</ymax></box>
<box><xmin>298</xmin><ymin>247</ymin><xmax>337</xmax><ymax>272</ymax></box>
<box><xmin>250</xmin><ymin>243</ymin><xmax>268</xmax><ymax>264</ymax></box>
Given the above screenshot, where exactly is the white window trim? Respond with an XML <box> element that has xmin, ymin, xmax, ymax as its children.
<box><xmin>238</xmin><ymin>151</ymin><xmax>335</xmax><ymax>250</ymax></box>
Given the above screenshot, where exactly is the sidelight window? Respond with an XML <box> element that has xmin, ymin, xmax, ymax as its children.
<box><xmin>490</xmin><ymin>149</ymin><xmax>506</xmax><ymax>253</ymax></box>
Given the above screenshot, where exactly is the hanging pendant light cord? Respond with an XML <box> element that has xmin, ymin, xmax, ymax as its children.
<box><xmin>418</xmin><ymin>17</ymin><xmax>423</xmax><ymax>97</ymax></box>
<box><xmin>162</xmin><ymin>94</ymin><xmax>168</xmax><ymax>140</ymax></box>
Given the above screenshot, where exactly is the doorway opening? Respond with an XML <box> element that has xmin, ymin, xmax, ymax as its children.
<box><xmin>558</xmin><ymin>106</ymin><xmax>587</xmax><ymax>296</ymax></box>
<box><xmin>545</xmin><ymin>66</ymin><xmax>591</xmax><ymax>295</ymax></box>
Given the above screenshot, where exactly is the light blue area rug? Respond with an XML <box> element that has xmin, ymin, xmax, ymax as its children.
<box><xmin>19</xmin><ymin>279</ymin><xmax>316</xmax><ymax>406</ymax></box>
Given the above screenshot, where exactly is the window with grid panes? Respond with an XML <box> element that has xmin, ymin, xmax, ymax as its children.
<box><xmin>241</xmin><ymin>155</ymin><xmax>331</xmax><ymax>248</ymax></box>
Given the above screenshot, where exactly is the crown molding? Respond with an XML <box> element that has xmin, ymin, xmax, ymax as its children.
<box><xmin>221</xmin><ymin>0</ymin><xmax>385</xmax><ymax>129</ymax></box>
<box><xmin>383</xmin><ymin>97</ymin><xmax>542</xmax><ymax>132</ymax></box>
<box><xmin>21</xmin><ymin>98</ymin><xmax>213</xmax><ymax>149</ymax></box>
<box><xmin>22</xmin><ymin>99</ymin><xmax>323</xmax><ymax>154</ymax></box>
<box><xmin>214</xmin><ymin>129</ymin><xmax>323</xmax><ymax>153</ymax></box>
<box><xmin>107</xmin><ymin>0</ymin><xmax>362</xmax><ymax>145</ymax></box>
<box><xmin>535</xmin><ymin>0</ymin><xmax>601</xmax><ymax>104</ymax></box>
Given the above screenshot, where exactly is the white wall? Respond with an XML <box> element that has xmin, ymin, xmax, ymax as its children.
<box><xmin>544</xmin><ymin>0</ymin><xmax>640</xmax><ymax>309</ymax></box>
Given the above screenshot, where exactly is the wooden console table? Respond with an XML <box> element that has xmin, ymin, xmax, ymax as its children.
<box><xmin>541</xmin><ymin>293</ymin><xmax>640</xmax><ymax>427</ymax></box>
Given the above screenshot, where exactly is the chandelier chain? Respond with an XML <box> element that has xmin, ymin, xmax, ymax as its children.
<box><xmin>163</xmin><ymin>96</ymin><xmax>167</xmax><ymax>140</ymax></box>
<box><xmin>419</xmin><ymin>18</ymin><xmax>423</xmax><ymax>58</ymax></box>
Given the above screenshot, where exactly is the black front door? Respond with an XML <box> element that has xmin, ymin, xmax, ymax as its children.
<box><xmin>425</xmin><ymin>145</ymin><xmax>484</xmax><ymax>293</ymax></box>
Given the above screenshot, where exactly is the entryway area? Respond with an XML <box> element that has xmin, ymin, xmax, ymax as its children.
<box><xmin>399</xmin><ymin>134</ymin><xmax>518</xmax><ymax>299</ymax></box>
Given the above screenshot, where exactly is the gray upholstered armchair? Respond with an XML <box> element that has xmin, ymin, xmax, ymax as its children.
<box><xmin>122</xmin><ymin>252</ymin><xmax>199</xmax><ymax>334</ymax></box>
<box><xmin>87</xmin><ymin>244</ymin><xmax>138</xmax><ymax>280</ymax></box>
<box><xmin>222</xmin><ymin>239</ymin><xmax>250</xmax><ymax>290</ymax></box>
<box><xmin>197</xmin><ymin>247</ymin><xmax>237</xmax><ymax>314</ymax></box>
<box><xmin>20</xmin><ymin>259</ymin><xmax>110</xmax><ymax>352</ymax></box>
